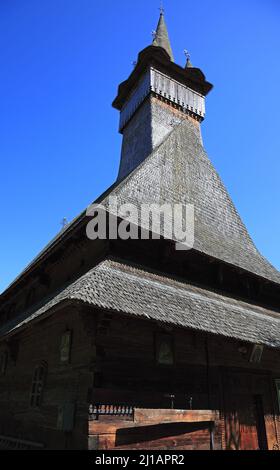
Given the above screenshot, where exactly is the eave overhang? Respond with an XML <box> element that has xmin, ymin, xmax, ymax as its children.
<box><xmin>112</xmin><ymin>46</ymin><xmax>213</xmax><ymax>111</ymax></box>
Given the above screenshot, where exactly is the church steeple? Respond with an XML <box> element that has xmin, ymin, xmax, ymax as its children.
<box><xmin>113</xmin><ymin>10</ymin><xmax>213</xmax><ymax>180</ymax></box>
<box><xmin>152</xmin><ymin>10</ymin><xmax>174</xmax><ymax>61</ymax></box>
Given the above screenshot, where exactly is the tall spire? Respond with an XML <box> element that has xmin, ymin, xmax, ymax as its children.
<box><xmin>152</xmin><ymin>9</ymin><xmax>174</xmax><ymax>61</ymax></box>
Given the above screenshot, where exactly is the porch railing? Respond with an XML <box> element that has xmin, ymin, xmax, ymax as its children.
<box><xmin>89</xmin><ymin>404</ymin><xmax>134</xmax><ymax>420</ymax></box>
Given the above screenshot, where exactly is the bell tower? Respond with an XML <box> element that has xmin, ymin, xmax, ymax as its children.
<box><xmin>113</xmin><ymin>11</ymin><xmax>213</xmax><ymax>181</ymax></box>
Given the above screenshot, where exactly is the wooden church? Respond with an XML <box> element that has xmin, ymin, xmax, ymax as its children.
<box><xmin>1</xmin><ymin>11</ymin><xmax>280</xmax><ymax>450</ymax></box>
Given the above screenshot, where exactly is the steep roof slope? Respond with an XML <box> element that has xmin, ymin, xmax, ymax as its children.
<box><xmin>1</xmin><ymin>113</ymin><xmax>279</xmax><ymax>299</ymax></box>
<box><xmin>152</xmin><ymin>12</ymin><xmax>174</xmax><ymax>61</ymax></box>
<box><xmin>102</xmin><ymin>118</ymin><xmax>280</xmax><ymax>283</ymax></box>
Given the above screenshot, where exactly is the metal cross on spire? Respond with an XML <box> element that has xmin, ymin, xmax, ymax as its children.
<box><xmin>184</xmin><ymin>49</ymin><xmax>190</xmax><ymax>61</ymax></box>
<box><xmin>61</xmin><ymin>217</ymin><xmax>68</xmax><ymax>229</ymax></box>
<box><xmin>184</xmin><ymin>49</ymin><xmax>193</xmax><ymax>68</ymax></box>
<box><xmin>159</xmin><ymin>2</ymin><xmax>164</xmax><ymax>15</ymax></box>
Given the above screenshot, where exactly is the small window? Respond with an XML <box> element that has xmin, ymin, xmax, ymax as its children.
<box><xmin>0</xmin><ymin>351</ymin><xmax>8</xmax><ymax>375</ymax></box>
<box><xmin>155</xmin><ymin>333</ymin><xmax>174</xmax><ymax>365</ymax></box>
<box><xmin>275</xmin><ymin>380</ymin><xmax>280</xmax><ymax>412</ymax></box>
<box><xmin>60</xmin><ymin>330</ymin><xmax>72</xmax><ymax>364</ymax></box>
<box><xmin>249</xmin><ymin>344</ymin><xmax>264</xmax><ymax>363</ymax></box>
<box><xmin>30</xmin><ymin>362</ymin><xmax>47</xmax><ymax>407</ymax></box>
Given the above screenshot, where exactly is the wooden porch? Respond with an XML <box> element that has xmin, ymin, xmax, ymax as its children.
<box><xmin>88</xmin><ymin>405</ymin><xmax>219</xmax><ymax>450</ymax></box>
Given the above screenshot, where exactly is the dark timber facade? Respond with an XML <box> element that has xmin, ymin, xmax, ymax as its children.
<box><xmin>1</xmin><ymin>12</ymin><xmax>280</xmax><ymax>450</ymax></box>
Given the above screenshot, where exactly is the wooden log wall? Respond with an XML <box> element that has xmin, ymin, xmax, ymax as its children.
<box><xmin>89</xmin><ymin>409</ymin><xmax>218</xmax><ymax>450</ymax></box>
<box><xmin>91</xmin><ymin>311</ymin><xmax>280</xmax><ymax>450</ymax></box>
<box><xmin>0</xmin><ymin>306</ymin><xmax>95</xmax><ymax>450</ymax></box>
<box><xmin>0</xmin><ymin>305</ymin><xmax>280</xmax><ymax>450</ymax></box>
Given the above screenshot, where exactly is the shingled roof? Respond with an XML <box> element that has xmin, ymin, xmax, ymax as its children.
<box><xmin>2</xmin><ymin>111</ymin><xmax>279</xmax><ymax>302</ymax></box>
<box><xmin>2</xmin><ymin>115</ymin><xmax>279</xmax><ymax>300</ymax></box>
<box><xmin>1</xmin><ymin>259</ymin><xmax>280</xmax><ymax>348</ymax></box>
<box><xmin>101</xmin><ymin>118</ymin><xmax>280</xmax><ymax>284</ymax></box>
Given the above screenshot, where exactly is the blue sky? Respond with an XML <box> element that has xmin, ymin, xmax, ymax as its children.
<box><xmin>0</xmin><ymin>0</ymin><xmax>279</xmax><ymax>293</ymax></box>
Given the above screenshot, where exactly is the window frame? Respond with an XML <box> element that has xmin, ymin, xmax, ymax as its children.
<box><xmin>30</xmin><ymin>361</ymin><xmax>47</xmax><ymax>408</ymax></box>
<box><xmin>154</xmin><ymin>332</ymin><xmax>174</xmax><ymax>366</ymax></box>
<box><xmin>60</xmin><ymin>330</ymin><xmax>72</xmax><ymax>364</ymax></box>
